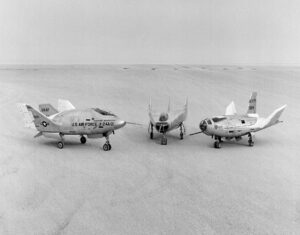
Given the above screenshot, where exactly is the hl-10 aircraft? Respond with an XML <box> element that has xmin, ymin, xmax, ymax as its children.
<box><xmin>191</xmin><ymin>92</ymin><xmax>286</xmax><ymax>148</ymax></box>
<box><xmin>17</xmin><ymin>100</ymin><xmax>126</xmax><ymax>151</ymax></box>
<box><xmin>148</xmin><ymin>98</ymin><xmax>188</xmax><ymax>145</ymax></box>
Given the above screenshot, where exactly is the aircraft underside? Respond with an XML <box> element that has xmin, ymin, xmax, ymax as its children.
<box><xmin>212</xmin><ymin>132</ymin><xmax>254</xmax><ymax>148</ymax></box>
<box><xmin>149</xmin><ymin>122</ymin><xmax>185</xmax><ymax>145</ymax></box>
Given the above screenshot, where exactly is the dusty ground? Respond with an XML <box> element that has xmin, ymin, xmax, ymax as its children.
<box><xmin>0</xmin><ymin>65</ymin><xmax>299</xmax><ymax>234</ymax></box>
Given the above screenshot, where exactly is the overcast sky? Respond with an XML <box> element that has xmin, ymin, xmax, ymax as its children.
<box><xmin>1</xmin><ymin>0</ymin><xmax>300</xmax><ymax>65</ymax></box>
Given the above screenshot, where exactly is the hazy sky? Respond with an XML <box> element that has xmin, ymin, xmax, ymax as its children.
<box><xmin>1</xmin><ymin>0</ymin><xmax>300</xmax><ymax>65</ymax></box>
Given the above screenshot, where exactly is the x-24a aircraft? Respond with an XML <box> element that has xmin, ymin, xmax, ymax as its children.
<box><xmin>148</xmin><ymin>98</ymin><xmax>188</xmax><ymax>145</ymax></box>
<box><xmin>191</xmin><ymin>92</ymin><xmax>286</xmax><ymax>148</ymax></box>
<box><xmin>17</xmin><ymin>100</ymin><xmax>126</xmax><ymax>151</ymax></box>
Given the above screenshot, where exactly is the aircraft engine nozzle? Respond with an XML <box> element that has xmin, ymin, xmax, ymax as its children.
<box><xmin>199</xmin><ymin>120</ymin><xmax>207</xmax><ymax>132</ymax></box>
<box><xmin>114</xmin><ymin>119</ymin><xmax>126</xmax><ymax>129</ymax></box>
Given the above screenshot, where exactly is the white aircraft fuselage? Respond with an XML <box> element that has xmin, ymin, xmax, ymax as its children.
<box><xmin>47</xmin><ymin>108</ymin><xmax>126</xmax><ymax>136</ymax></box>
<box><xmin>18</xmin><ymin>100</ymin><xmax>126</xmax><ymax>151</ymax></box>
<box><xmin>196</xmin><ymin>92</ymin><xmax>286</xmax><ymax>148</ymax></box>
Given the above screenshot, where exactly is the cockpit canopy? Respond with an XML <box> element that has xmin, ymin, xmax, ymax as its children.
<box><xmin>159</xmin><ymin>112</ymin><xmax>169</xmax><ymax>121</ymax></box>
<box><xmin>212</xmin><ymin>116</ymin><xmax>227</xmax><ymax>122</ymax></box>
<box><xmin>93</xmin><ymin>108</ymin><xmax>116</xmax><ymax>117</ymax></box>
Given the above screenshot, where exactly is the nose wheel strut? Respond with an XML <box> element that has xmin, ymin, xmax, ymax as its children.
<box><xmin>103</xmin><ymin>135</ymin><xmax>112</xmax><ymax>151</ymax></box>
<box><xmin>214</xmin><ymin>136</ymin><xmax>221</xmax><ymax>149</ymax></box>
<box><xmin>161</xmin><ymin>134</ymin><xmax>167</xmax><ymax>145</ymax></box>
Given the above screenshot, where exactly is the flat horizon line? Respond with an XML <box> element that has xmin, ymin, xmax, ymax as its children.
<box><xmin>0</xmin><ymin>64</ymin><xmax>300</xmax><ymax>70</ymax></box>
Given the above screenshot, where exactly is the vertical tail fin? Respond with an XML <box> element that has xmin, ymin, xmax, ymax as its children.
<box><xmin>167</xmin><ymin>97</ymin><xmax>171</xmax><ymax>112</ymax></box>
<box><xmin>148</xmin><ymin>97</ymin><xmax>152</xmax><ymax>112</ymax></box>
<box><xmin>17</xmin><ymin>103</ymin><xmax>60</xmax><ymax>132</ymax></box>
<box><xmin>184</xmin><ymin>97</ymin><xmax>188</xmax><ymax>111</ymax></box>
<box><xmin>182</xmin><ymin>97</ymin><xmax>188</xmax><ymax>120</ymax></box>
<box><xmin>17</xmin><ymin>103</ymin><xmax>36</xmax><ymax>129</ymax></box>
<box><xmin>263</xmin><ymin>105</ymin><xmax>287</xmax><ymax>128</ymax></box>
<box><xmin>39</xmin><ymin>104</ymin><xmax>58</xmax><ymax>116</ymax></box>
<box><xmin>247</xmin><ymin>92</ymin><xmax>257</xmax><ymax>114</ymax></box>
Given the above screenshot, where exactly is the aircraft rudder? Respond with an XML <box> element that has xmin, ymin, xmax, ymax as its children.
<box><xmin>16</xmin><ymin>103</ymin><xmax>36</xmax><ymax>129</ymax></box>
<box><xmin>24</xmin><ymin>104</ymin><xmax>59</xmax><ymax>132</ymax></box>
<box><xmin>247</xmin><ymin>91</ymin><xmax>257</xmax><ymax>114</ymax></box>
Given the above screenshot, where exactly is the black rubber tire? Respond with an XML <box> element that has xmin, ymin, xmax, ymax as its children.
<box><xmin>80</xmin><ymin>136</ymin><xmax>86</xmax><ymax>144</ymax></box>
<box><xmin>214</xmin><ymin>141</ymin><xmax>220</xmax><ymax>149</ymax></box>
<box><xmin>103</xmin><ymin>143</ymin><xmax>110</xmax><ymax>151</ymax></box>
<box><xmin>57</xmin><ymin>141</ymin><xmax>64</xmax><ymax>149</ymax></box>
<box><xmin>108</xmin><ymin>144</ymin><xmax>112</xmax><ymax>150</ymax></box>
<box><xmin>150</xmin><ymin>132</ymin><xmax>153</xmax><ymax>139</ymax></box>
<box><xmin>180</xmin><ymin>133</ymin><xmax>183</xmax><ymax>140</ymax></box>
<box><xmin>248</xmin><ymin>140</ymin><xmax>254</xmax><ymax>147</ymax></box>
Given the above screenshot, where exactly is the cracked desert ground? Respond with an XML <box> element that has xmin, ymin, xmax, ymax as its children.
<box><xmin>0</xmin><ymin>65</ymin><xmax>299</xmax><ymax>235</ymax></box>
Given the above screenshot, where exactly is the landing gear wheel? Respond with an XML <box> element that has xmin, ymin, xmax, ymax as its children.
<box><xmin>103</xmin><ymin>143</ymin><xmax>110</xmax><ymax>151</ymax></box>
<box><xmin>80</xmin><ymin>136</ymin><xmax>86</xmax><ymax>144</ymax></box>
<box><xmin>180</xmin><ymin>132</ymin><xmax>184</xmax><ymax>140</ymax></box>
<box><xmin>57</xmin><ymin>141</ymin><xmax>64</xmax><ymax>149</ymax></box>
<box><xmin>150</xmin><ymin>132</ymin><xmax>153</xmax><ymax>139</ymax></box>
<box><xmin>180</xmin><ymin>123</ymin><xmax>184</xmax><ymax>140</ymax></box>
<box><xmin>214</xmin><ymin>141</ymin><xmax>221</xmax><ymax>149</ymax></box>
<box><xmin>248</xmin><ymin>133</ymin><xmax>254</xmax><ymax>147</ymax></box>
<box><xmin>161</xmin><ymin>136</ymin><xmax>167</xmax><ymax>145</ymax></box>
<box><xmin>108</xmin><ymin>144</ymin><xmax>112</xmax><ymax>150</ymax></box>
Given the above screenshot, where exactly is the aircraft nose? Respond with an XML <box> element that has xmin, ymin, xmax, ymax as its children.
<box><xmin>199</xmin><ymin>120</ymin><xmax>207</xmax><ymax>131</ymax></box>
<box><xmin>114</xmin><ymin>119</ymin><xmax>126</xmax><ymax>129</ymax></box>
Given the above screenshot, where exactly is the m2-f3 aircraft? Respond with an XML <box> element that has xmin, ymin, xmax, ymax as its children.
<box><xmin>148</xmin><ymin>98</ymin><xmax>188</xmax><ymax>145</ymax></box>
<box><xmin>191</xmin><ymin>92</ymin><xmax>286</xmax><ymax>148</ymax></box>
<box><xmin>17</xmin><ymin>100</ymin><xmax>126</xmax><ymax>151</ymax></box>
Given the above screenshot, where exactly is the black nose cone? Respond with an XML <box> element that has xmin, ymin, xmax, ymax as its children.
<box><xmin>200</xmin><ymin>120</ymin><xmax>207</xmax><ymax>131</ymax></box>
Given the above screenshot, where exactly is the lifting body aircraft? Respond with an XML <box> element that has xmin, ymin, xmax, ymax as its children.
<box><xmin>148</xmin><ymin>98</ymin><xmax>188</xmax><ymax>145</ymax></box>
<box><xmin>191</xmin><ymin>92</ymin><xmax>286</xmax><ymax>148</ymax></box>
<box><xmin>17</xmin><ymin>99</ymin><xmax>126</xmax><ymax>151</ymax></box>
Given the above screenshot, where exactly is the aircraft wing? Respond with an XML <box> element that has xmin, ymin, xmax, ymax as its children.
<box><xmin>148</xmin><ymin>109</ymin><xmax>159</xmax><ymax>124</ymax></box>
<box><xmin>58</xmin><ymin>99</ymin><xmax>75</xmax><ymax>112</ymax></box>
<box><xmin>225</xmin><ymin>101</ymin><xmax>237</xmax><ymax>115</ymax></box>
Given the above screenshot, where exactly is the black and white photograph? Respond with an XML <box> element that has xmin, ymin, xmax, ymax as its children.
<box><xmin>0</xmin><ymin>0</ymin><xmax>299</xmax><ymax>234</ymax></box>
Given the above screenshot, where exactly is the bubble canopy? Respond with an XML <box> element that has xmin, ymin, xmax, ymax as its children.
<box><xmin>92</xmin><ymin>108</ymin><xmax>116</xmax><ymax>117</ymax></box>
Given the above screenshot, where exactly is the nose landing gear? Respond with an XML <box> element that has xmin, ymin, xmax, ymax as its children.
<box><xmin>103</xmin><ymin>135</ymin><xmax>112</xmax><ymax>151</ymax></box>
<box><xmin>161</xmin><ymin>134</ymin><xmax>167</xmax><ymax>145</ymax></box>
<box><xmin>214</xmin><ymin>136</ymin><xmax>222</xmax><ymax>149</ymax></box>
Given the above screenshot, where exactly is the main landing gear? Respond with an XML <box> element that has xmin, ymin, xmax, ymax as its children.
<box><xmin>57</xmin><ymin>133</ymin><xmax>64</xmax><ymax>149</ymax></box>
<box><xmin>214</xmin><ymin>136</ymin><xmax>222</xmax><ymax>149</ymax></box>
<box><xmin>179</xmin><ymin>123</ymin><xmax>185</xmax><ymax>140</ymax></box>
<box><xmin>103</xmin><ymin>135</ymin><xmax>112</xmax><ymax>151</ymax></box>
<box><xmin>149</xmin><ymin>123</ymin><xmax>154</xmax><ymax>139</ymax></box>
<box><xmin>248</xmin><ymin>133</ymin><xmax>254</xmax><ymax>147</ymax></box>
<box><xmin>80</xmin><ymin>135</ymin><xmax>86</xmax><ymax>144</ymax></box>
